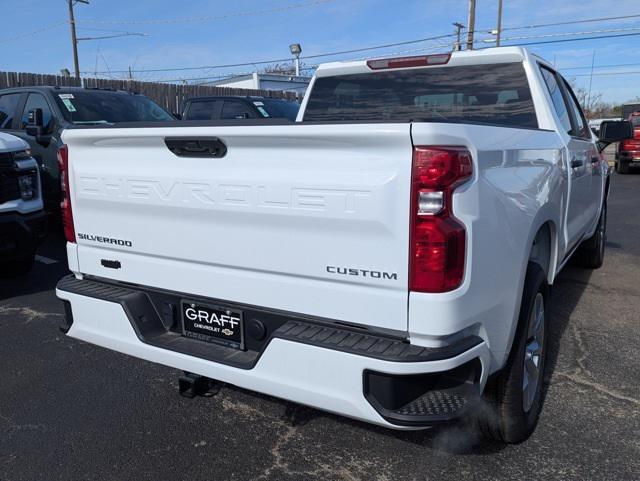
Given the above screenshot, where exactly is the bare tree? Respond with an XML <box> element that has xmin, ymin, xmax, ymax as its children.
<box><xmin>569</xmin><ymin>81</ymin><xmax>620</xmax><ymax>119</ymax></box>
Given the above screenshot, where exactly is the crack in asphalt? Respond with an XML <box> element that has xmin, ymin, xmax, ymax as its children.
<box><xmin>220</xmin><ymin>394</ymin><xmax>393</xmax><ymax>481</ymax></box>
<box><xmin>0</xmin><ymin>305</ymin><xmax>62</xmax><ymax>324</ymax></box>
<box><xmin>0</xmin><ymin>412</ymin><xmax>46</xmax><ymax>434</ymax></box>
<box><xmin>572</xmin><ymin>325</ymin><xmax>592</xmax><ymax>378</ymax></box>
<box><xmin>555</xmin><ymin>372</ymin><xmax>640</xmax><ymax>406</ymax></box>
<box><xmin>555</xmin><ymin>325</ymin><xmax>640</xmax><ymax>407</ymax></box>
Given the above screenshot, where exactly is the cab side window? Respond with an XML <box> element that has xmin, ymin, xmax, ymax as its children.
<box><xmin>21</xmin><ymin>93</ymin><xmax>54</xmax><ymax>129</ymax></box>
<box><xmin>560</xmin><ymin>79</ymin><xmax>591</xmax><ymax>139</ymax></box>
<box><xmin>540</xmin><ymin>67</ymin><xmax>572</xmax><ymax>135</ymax></box>
<box><xmin>0</xmin><ymin>93</ymin><xmax>21</xmax><ymax>129</ymax></box>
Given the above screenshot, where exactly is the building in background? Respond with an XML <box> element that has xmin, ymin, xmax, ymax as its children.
<box><xmin>204</xmin><ymin>72</ymin><xmax>311</xmax><ymax>95</ymax></box>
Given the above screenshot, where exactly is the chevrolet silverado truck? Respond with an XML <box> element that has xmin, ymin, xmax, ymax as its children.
<box><xmin>55</xmin><ymin>47</ymin><xmax>633</xmax><ymax>443</ymax></box>
<box><xmin>0</xmin><ymin>133</ymin><xmax>46</xmax><ymax>276</ymax></box>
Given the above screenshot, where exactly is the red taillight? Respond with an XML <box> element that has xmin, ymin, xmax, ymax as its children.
<box><xmin>57</xmin><ymin>144</ymin><xmax>76</xmax><ymax>243</ymax></box>
<box><xmin>366</xmin><ymin>54</ymin><xmax>451</xmax><ymax>70</ymax></box>
<box><xmin>622</xmin><ymin>139</ymin><xmax>640</xmax><ymax>150</ymax></box>
<box><xmin>410</xmin><ymin>146</ymin><xmax>472</xmax><ymax>293</ymax></box>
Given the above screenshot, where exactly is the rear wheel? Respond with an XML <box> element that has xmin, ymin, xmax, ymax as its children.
<box><xmin>0</xmin><ymin>253</ymin><xmax>35</xmax><ymax>277</ymax></box>
<box><xmin>477</xmin><ymin>262</ymin><xmax>549</xmax><ymax>443</ymax></box>
<box><xmin>616</xmin><ymin>160</ymin><xmax>630</xmax><ymax>174</ymax></box>
<box><xmin>573</xmin><ymin>202</ymin><xmax>606</xmax><ymax>269</ymax></box>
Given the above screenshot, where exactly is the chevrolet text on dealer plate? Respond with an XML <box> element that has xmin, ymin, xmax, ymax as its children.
<box><xmin>55</xmin><ymin>47</ymin><xmax>632</xmax><ymax>444</ymax></box>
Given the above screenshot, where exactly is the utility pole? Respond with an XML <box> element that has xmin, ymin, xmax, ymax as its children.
<box><xmin>466</xmin><ymin>0</ymin><xmax>476</xmax><ymax>50</ymax></box>
<box><xmin>496</xmin><ymin>0</ymin><xmax>503</xmax><ymax>47</ymax></box>
<box><xmin>67</xmin><ymin>0</ymin><xmax>89</xmax><ymax>81</ymax></box>
<box><xmin>453</xmin><ymin>22</ymin><xmax>465</xmax><ymax>51</ymax></box>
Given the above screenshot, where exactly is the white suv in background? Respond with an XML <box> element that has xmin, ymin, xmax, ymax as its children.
<box><xmin>0</xmin><ymin>133</ymin><xmax>46</xmax><ymax>276</ymax></box>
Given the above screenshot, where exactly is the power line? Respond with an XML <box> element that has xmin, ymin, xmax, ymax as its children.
<box><xmin>86</xmin><ymin>25</ymin><xmax>640</xmax><ymax>77</ymax></box>
<box><xmin>505</xmin><ymin>30</ymin><xmax>640</xmax><ymax>47</ymax></box>
<box><xmin>560</xmin><ymin>61</ymin><xmax>640</xmax><ymax>71</ymax></box>
<box><xmin>131</xmin><ymin>44</ymin><xmax>449</xmax><ymax>83</ymax></box>
<box><xmin>112</xmin><ymin>29</ymin><xmax>640</xmax><ymax>84</ymax></box>
<box><xmin>0</xmin><ymin>21</ymin><xmax>67</xmax><ymax>44</ymax></box>
<box><xmin>83</xmin><ymin>13</ymin><xmax>640</xmax><ymax>76</ymax></box>
<box><xmin>77</xmin><ymin>0</ymin><xmax>337</xmax><ymax>25</ymax></box>
<box><xmin>570</xmin><ymin>70</ymin><xmax>640</xmax><ymax>77</ymax></box>
<box><xmin>81</xmin><ymin>32</ymin><xmax>458</xmax><ymax>75</ymax></box>
<box><xmin>485</xmin><ymin>13</ymin><xmax>640</xmax><ymax>34</ymax></box>
<box><xmin>480</xmin><ymin>26</ymin><xmax>640</xmax><ymax>43</ymax></box>
<box><xmin>77</xmin><ymin>32</ymin><xmax>148</xmax><ymax>41</ymax></box>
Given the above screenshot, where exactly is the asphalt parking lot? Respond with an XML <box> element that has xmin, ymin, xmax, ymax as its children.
<box><xmin>1</xmin><ymin>173</ymin><xmax>639</xmax><ymax>481</ymax></box>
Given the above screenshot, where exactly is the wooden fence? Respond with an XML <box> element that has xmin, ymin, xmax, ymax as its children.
<box><xmin>0</xmin><ymin>72</ymin><xmax>298</xmax><ymax>113</ymax></box>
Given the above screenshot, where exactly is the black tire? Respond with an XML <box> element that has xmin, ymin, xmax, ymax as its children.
<box><xmin>0</xmin><ymin>253</ymin><xmax>35</xmax><ymax>278</ymax></box>
<box><xmin>573</xmin><ymin>202</ymin><xmax>606</xmax><ymax>269</ymax></box>
<box><xmin>477</xmin><ymin>262</ymin><xmax>549</xmax><ymax>443</ymax></box>
<box><xmin>616</xmin><ymin>160</ymin><xmax>630</xmax><ymax>174</ymax></box>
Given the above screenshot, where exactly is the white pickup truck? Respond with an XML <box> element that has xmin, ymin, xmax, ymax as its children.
<box><xmin>56</xmin><ymin>47</ymin><xmax>632</xmax><ymax>443</ymax></box>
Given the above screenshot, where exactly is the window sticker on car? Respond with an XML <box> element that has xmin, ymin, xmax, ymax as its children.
<box><xmin>256</xmin><ymin>106</ymin><xmax>270</xmax><ymax>117</ymax></box>
<box><xmin>61</xmin><ymin>98</ymin><xmax>77</xmax><ymax>112</ymax></box>
<box><xmin>58</xmin><ymin>94</ymin><xmax>75</xmax><ymax>99</ymax></box>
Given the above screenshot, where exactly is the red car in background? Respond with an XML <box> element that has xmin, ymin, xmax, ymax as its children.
<box><xmin>616</xmin><ymin>112</ymin><xmax>640</xmax><ymax>174</ymax></box>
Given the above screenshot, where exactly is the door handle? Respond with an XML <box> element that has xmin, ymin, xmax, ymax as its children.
<box><xmin>571</xmin><ymin>159</ymin><xmax>584</xmax><ymax>169</ymax></box>
<box><xmin>165</xmin><ymin>137</ymin><xmax>227</xmax><ymax>158</ymax></box>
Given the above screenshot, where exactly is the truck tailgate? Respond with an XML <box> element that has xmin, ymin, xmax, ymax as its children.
<box><xmin>62</xmin><ymin>124</ymin><xmax>412</xmax><ymax>332</ymax></box>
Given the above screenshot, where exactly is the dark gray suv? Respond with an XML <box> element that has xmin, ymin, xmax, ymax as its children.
<box><xmin>0</xmin><ymin>86</ymin><xmax>174</xmax><ymax>214</ymax></box>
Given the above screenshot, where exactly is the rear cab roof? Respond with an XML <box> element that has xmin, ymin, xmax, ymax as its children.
<box><xmin>314</xmin><ymin>46</ymin><xmax>536</xmax><ymax>78</ymax></box>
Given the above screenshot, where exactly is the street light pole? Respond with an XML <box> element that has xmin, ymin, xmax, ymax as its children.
<box><xmin>67</xmin><ymin>0</ymin><xmax>89</xmax><ymax>81</ymax></box>
<box><xmin>466</xmin><ymin>0</ymin><xmax>476</xmax><ymax>50</ymax></box>
<box><xmin>496</xmin><ymin>0</ymin><xmax>503</xmax><ymax>47</ymax></box>
<box><xmin>289</xmin><ymin>43</ymin><xmax>302</xmax><ymax>76</ymax></box>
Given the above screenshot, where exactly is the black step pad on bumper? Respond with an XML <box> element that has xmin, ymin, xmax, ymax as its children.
<box><xmin>57</xmin><ymin>275</ymin><xmax>482</xmax><ymax>370</ymax></box>
<box><xmin>276</xmin><ymin>321</ymin><xmax>481</xmax><ymax>363</ymax></box>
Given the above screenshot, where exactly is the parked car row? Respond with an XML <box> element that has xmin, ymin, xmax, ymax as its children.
<box><xmin>0</xmin><ymin>86</ymin><xmax>300</xmax><ymax>276</ymax></box>
<box><xmin>182</xmin><ymin>96</ymin><xmax>299</xmax><ymax>121</ymax></box>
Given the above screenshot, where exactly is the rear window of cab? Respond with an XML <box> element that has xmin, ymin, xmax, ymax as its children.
<box><xmin>303</xmin><ymin>62</ymin><xmax>538</xmax><ymax>129</ymax></box>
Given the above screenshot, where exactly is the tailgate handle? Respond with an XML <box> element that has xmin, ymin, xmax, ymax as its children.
<box><xmin>165</xmin><ymin>137</ymin><xmax>227</xmax><ymax>158</ymax></box>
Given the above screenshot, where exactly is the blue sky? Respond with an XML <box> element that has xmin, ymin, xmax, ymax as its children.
<box><xmin>2</xmin><ymin>0</ymin><xmax>640</xmax><ymax>104</ymax></box>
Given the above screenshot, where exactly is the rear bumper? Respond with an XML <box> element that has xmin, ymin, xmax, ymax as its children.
<box><xmin>618</xmin><ymin>150</ymin><xmax>640</xmax><ymax>162</ymax></box>
<box><xmin>56</xmin><ymin>275</ymin><xmax>491</xmax><ymax>429</ymax></box>
<box><xmin>0</xmin><ymin>210</ymin><xmax>48</xmax><ymax>261</ymax></box>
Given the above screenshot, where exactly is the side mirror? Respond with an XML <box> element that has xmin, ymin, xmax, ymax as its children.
<box><xmin>598</xmin><ymin>120</ymin><xmax>633</xmax><ymax>143</ymax></box>
<box><xmin>25</xmin><ymin>108</ymin><xmax>52</xmax><ymax>147</ymax></box>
